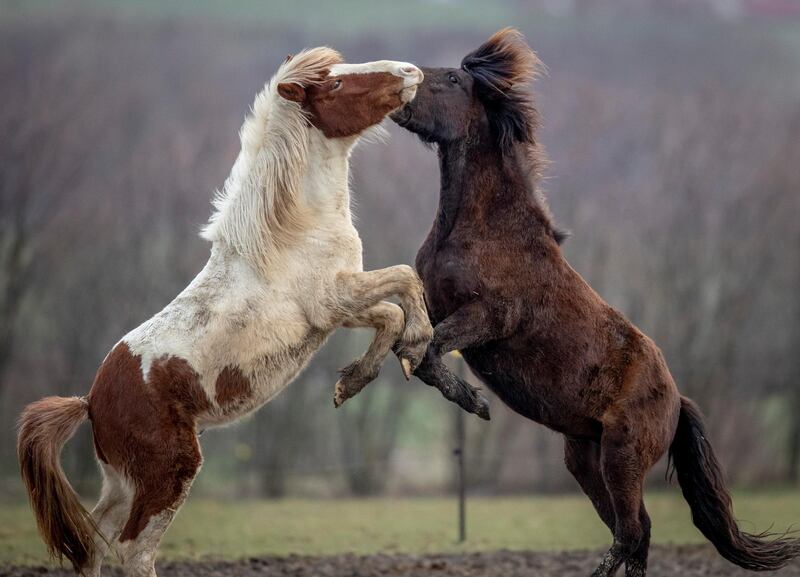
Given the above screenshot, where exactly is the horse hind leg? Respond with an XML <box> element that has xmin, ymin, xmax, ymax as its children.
<box><xmin>118</xmin><ymin>470</ymin><xmax>198</xmax><ymax>577</ymax></box>
<box><xmin>564</xmin><ymin>437</ymin><xmax>650</xmax><ymax>577</ymax></box>
<box><xmin>623</xmin><ymin>505</ymin><xmax>651</xmax><ymax>577</ymax></box>
<box><xmin>84</xmin><ymin>463</ymin><xmax>134</xmax><ymax>577</ymax></box>
<box><xmin>119</xmin><ymin>508</ymin><xmax>179</xmax><ymax>577</ymax></box>
<box><xmin>564</xmin><ymin>437</ymin><xmax>616</xmax><ymax>531</ymax></box>
<box><xmin>118</xmin><ymin>431</ymin><xmax>202</xmax><ymax>576</ymax></box>
<box><xmin>589</xmin><ymin>420</ymin><xmax>653</xmax><ymax>577</ymax></box>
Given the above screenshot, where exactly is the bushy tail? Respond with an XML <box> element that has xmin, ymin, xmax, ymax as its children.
<box><xmin>669</xmin><ymin>396</ymin><xmax>800</xmax><ymax>571</ymax></box>
<box><xmin>17</xmin><ymin>396</ymin><xmax>97</xmax><ymax>572</ymax></box>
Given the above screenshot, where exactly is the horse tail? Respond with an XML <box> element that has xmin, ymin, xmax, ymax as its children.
<box><xmin>669</xmin><ymin>396</ymin><xmax>800</xmax><ymax>570</ymax></box>
<box><xmin>17</xmin><ymin>396</ymin><xmax>98</xmax><ymax>572</ymax></box>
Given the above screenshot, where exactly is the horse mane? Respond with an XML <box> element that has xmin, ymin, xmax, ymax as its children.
<box><xmin>462</xmin><ymin>28</ymin><xmax>542</xmax><ymax>152</ymax></box>
<box><xmin>462</xmin><ymin>28</ymin><xmax>567</xmax><ymax>244</ymax></box>
<box><xmin>201</xmin><ymin>47</ymin><xmax>344</xmax><ymax>272</ymax></box>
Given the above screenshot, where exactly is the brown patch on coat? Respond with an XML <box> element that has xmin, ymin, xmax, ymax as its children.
<box><xmin>214</xmin><ymin>365</ymin><xmax>252</xmax><ymax>409</ymax></box>
<box><xmin>279</xmin><ymin>72</ymin><xmax>407</xmax><ymax>138</ymax></box>
<box><xmin>87</xmin><ymin>343</ymin><xmax>210</xmax><ymax>541</ymax></box>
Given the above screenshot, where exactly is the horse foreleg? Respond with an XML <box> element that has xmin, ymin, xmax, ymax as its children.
<box><xmin>426</xmin><ymin>299</ymin><xmax>508</xmax><ymax>357</ymax></box>
<box><xmin>334</xmin><ymin>301</ymin><xmax>405</xmax><ymax>406</ymax></box>
<box><xmin>408</xmin><ymin>299</ymin><xmax>508</xmax><ymax>419</ymax></box>
<box><xmin>413</xmin><ymin>351</ymin><xmax>490</xmax><ymax>420</ymax></box>
<box><xmin>332</xmin><ymin>269</ymin><xmax>491</xmax><ymax>419</ymax></box>
<box><xmin>334</xmin><ymin>265</ymin><xmax>432</xmax><ymax>377</ymax></box>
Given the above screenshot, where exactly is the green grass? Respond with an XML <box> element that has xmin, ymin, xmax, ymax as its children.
<box><xmin>2</xmin><ymin>491</ymin><xmax>799</xmax><ymax>565</ymax></box>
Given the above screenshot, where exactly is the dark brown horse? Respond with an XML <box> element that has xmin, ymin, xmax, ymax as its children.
<box><xmin>392</xmin><ymin>28</ymin><xmax>800</xmax><ymax>577</ymax></box>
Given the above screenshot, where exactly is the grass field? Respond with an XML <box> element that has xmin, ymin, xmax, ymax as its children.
<box><xmin>2</xmin><ymin>491</ymin><xmax>799</xmax><ymax>566</ymax></box>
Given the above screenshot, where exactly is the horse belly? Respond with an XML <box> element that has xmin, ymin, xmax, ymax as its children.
<box><xmin>198</xmin><ymin>319</ymin><xmax>330</xmax><ymax>427</ymax></box>
<box><xmin>241</xmin><ymin>328</ymin><xmax>328</xmax><ymax>407</ymax></box>
<box><xmin>463</xmin><ymin>346</ymin><xmax>601</xmax><ymax>438</ymax></box>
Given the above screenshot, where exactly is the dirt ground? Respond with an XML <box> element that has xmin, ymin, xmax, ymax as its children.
<box><xmin>4</xmin><ymin>545</ymin><xmax>800</xmax><ymax>577</ymax></box>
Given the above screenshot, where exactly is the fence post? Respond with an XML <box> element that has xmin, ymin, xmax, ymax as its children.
<box><xmin>453</xmin><ymin>353</ymin><xmax>467</xmax><ymax>543</ymax></box>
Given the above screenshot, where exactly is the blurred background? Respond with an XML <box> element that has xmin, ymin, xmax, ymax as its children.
<box><xmin>1</xmin><ymin>0</ymin><xmax>799</xmax><ymax>565</ymax></box>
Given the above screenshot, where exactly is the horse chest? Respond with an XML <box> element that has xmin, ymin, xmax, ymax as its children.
<box><xmin>417</xmin><ymin>245</ymin><xmax>481</xmax><ymax>323</ymax></box>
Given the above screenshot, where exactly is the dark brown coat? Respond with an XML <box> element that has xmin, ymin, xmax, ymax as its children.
<box><xmin>394</xmin><ymin>27</ymin><xmax>800</xmax><ymax>577</ymax></box>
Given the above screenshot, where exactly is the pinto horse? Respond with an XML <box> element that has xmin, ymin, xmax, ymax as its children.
<box><xmin>392</xmin><ymin>28</ymin><xmax>800</xmax><ymax>576</ymax></box>
<box><xmin>16</xmin><ymin>48</ymin><xmax>486</xmax><ymax>577</ymax></box>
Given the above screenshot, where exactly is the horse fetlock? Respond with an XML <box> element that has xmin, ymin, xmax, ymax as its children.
<box><xmin>333</xmin><ymin>359</ymin><xmax>378</xmax><ymax>407</ymax></box>
<box><xmin>590</xmin><ymin>545</ymin><xmax>627</xmax><ymax>577</ymax></box>
<box><xmin>396</xmin><ymin>320</ymin><xmax>432</xmax><ymax>376</ymax></box>
<box><xmin>465</xmin><ymin>387</ymin><xmax>491</xmax><ymax>421</ymax></box>
<box><xmin>590</xmin><ymin>538</ymin><xmax>640</xmax><ymax>577</ymax></box>
<box><xmin>625</xmin><ymin>556</ymin><xmax>647</xmax><ymax>577</ymax></box>
<box><xmin>396</xmin><ymin>339</ymin><xmax>427</xmax><ymax>374</ymax></box>
<box><xmin>447</xmin><ymin>373</ymin><xmax>490</xmax><ymax>421</ymax></box>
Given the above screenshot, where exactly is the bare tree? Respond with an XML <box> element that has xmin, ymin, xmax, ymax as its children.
<box><xmin>0</xmin><ymin>28</ymin><xmax>113</xmax><ymax>395</ymax></box>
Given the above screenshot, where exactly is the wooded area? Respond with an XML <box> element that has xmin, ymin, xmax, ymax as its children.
<box><xmin>1</xmin><ymin>1</ymin><xmax>798</xmax><ymax>499</ymax></box>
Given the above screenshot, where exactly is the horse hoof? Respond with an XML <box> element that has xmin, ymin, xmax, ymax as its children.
<box><xmin>475</xmin><ymin>396</ymin><xmax>491</xmax><ymax>420</ymax></box>
<box><xmin>333</xmin><ymin>380</ymin><xmax>346</xmax><ymax>407</ymax></box>
<box><xmin>400</xmin><ymin>358</ymin><xmax>412</xmax><ymax>380</ymax></box>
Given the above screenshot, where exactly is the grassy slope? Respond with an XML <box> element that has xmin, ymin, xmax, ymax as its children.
<box><xmin>2</xmin><ymin>491</ymin><xmax>799</xmax><ymax>565</ymax></box>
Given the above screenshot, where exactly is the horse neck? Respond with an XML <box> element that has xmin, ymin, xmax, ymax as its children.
<box><xmin>434</xmin><ymin>140</ymin><xmax>481</xmax><ymax>239</ymax></box>
<box><xmin>302</xmin><ymin>132</ymin><xmax>355</xmax><ymax>224</ymax></box>
<box><xmin>433</xmin><ymin>138</ymin><xmax>555</xmax><ymax>247</ymax></box>
<box><xmin>204</xmin><ymin>129</ymin><xmax>356</xmax><ymax>277</ymax></box>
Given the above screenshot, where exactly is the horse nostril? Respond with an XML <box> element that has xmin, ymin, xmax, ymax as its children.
<box><xmin>401</xmin><ymin>65</ymin><xmax>420</xmax><ymax>77</ymax></box>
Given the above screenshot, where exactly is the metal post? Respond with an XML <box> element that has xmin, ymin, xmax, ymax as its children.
<box><xmin>453</xmin><ymin>354</ymin><xmax>467</xmax><ymax>543</ymax></box>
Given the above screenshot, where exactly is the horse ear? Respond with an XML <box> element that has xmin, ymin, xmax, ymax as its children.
<box><xmin>277</xmin><ymin>83</ymin><xmax>306</xmax><ymax>103</ymax></box>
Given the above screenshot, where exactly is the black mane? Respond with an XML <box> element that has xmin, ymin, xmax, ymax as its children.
<box><xmin>461</xmin><ymin>27</ymin><xmax>543</xmax><ymax>152</ymax></box>
<box><xmin>461</xmin><ymin>29</ymin><xmax>564</xmax><ymax>243</ymax></box>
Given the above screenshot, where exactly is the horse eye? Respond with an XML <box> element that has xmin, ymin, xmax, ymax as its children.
<box><xmin>449</xmin><ymin>74</ymin><xmax>459</xmax><ymax>84</ymax></box>
<box><xmin>332</xmin><ymin>79</ymin><xmax>342</xmax><ymax>90</ymax></box>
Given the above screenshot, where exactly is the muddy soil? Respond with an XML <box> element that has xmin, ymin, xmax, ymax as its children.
<box><xmin>4</xmin><ymin>545</ymin><xmax>800</xmax><ymax>577</ymax></box>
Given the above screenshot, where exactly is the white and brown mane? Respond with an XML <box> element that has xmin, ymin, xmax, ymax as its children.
<box><xmin>18</xmin><ymin>47</ymin><xmax>433</xmax><ymax>577</ymax></box>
